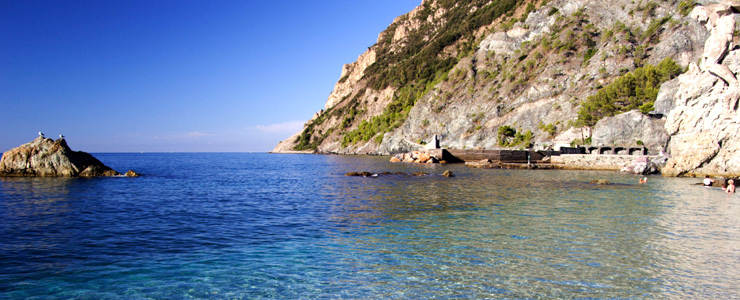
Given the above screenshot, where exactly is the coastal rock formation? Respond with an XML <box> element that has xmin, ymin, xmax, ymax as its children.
<box><xmin>660</xmin><ymin>1</ymin><xmax>740</xmax><ymax>177</ymax></box>
<box><xmin>620</xmin><ymin>155</ymin><xmax>666</xmax><ymax>175</ymax></box>
<box><xmin>273</xmin><ymin>0</ymin><xmax>706</xmax><ymax>156</ymax></box>
<box><xmin>0</xmin><ymin>136</ymin><xmax>122</xmax><ymax>177</ymax></box>
<box><xmin>661</xmin><ymin>60</ymin><xmax>740</xmax><ymax>176</ymax></box>
<box><xmin>390</xmin><ymin>150</ymin><xmax>442</xmax><ymax>164</ymax></box>
<box><xmin>272</xmin><ymin>0</ymin><xmax>740</xmax><ymax>176</ymax></box>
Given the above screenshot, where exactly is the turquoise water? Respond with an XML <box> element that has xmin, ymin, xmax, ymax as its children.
<box><xmin>1</xmin><ymin>153</ymin><xmax>739</xmax><ymax>299</ymax></box>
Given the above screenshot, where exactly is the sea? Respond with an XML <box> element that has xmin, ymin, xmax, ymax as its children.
<box><xmin>1</xmin><ymin>153</ymin><xmax>739</xmax><ymax>299</ymax></box>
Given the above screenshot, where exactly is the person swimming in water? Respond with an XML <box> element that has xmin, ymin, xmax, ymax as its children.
<box><xmin>726</xmin><ymin>179</ymin><xmax>736</xmax><ymax>194</ymax></box>
<box><xmin>703</xmin><ymin>175</ymin><xmax>715</xmax><ymax>187</ymax></box>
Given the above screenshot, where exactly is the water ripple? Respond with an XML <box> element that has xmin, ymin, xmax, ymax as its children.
<box><xmin>1</xmin><ymin>154</ymin><xmax>740</xmax><ymax>298</ymax></box>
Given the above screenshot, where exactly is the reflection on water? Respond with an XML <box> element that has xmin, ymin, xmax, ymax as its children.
<box><xmin>322</xmin><ymin>163</ymin><xmax>740</xmax><ymax>298</ymax></box>
<box><xmin>0</xmin><ymin>177</ymin><xmax>75</xmax><ymax>243</ymax></box>
<box><xmin>0</xmin><ymin>177</ymin><xmax>79</xmax><ymax>280</ymax></box>
<box><xmin>650</xmin><ymin>182</ymin><xmax>740</xmax><ymax>298</ymax></box>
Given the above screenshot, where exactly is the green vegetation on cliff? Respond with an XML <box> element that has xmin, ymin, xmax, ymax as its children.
<box><xmin>576</xmin><ymin>58</ymin><xmax>683</xmax><ymax>127</ymax></box>
<box><xmin>288</xmin><ymin>0</ymin><xmax>690</xmax><ymax>153</ymax></box>
<box><xmin>497</xmin><ymin>125</ymin><xmax>533</xmax><ymax>148</ymax></box>
<box><xmin>364</xmin><ymin>0</ymin><xmax>521</xmax><ymax>90</ymax></box>
<box><xmin>339</xmin><ymin>0</ymin><xmax>524</xmax><ymax>148</ymax></box>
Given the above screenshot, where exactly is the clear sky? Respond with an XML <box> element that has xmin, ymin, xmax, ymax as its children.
<box><xmin>0</xmin><ymin>0</ymin><xmax>420</xmax><ymax>153</ymax></box>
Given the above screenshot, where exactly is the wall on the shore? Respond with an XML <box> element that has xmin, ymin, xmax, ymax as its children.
<box><xmin>426</xmin><ymin>149</ymin><xmax>554</xmax><ymax>163</ymax></box>
<box><xmin>551</xmin><ymin>154</ymin><xmax>651</xmax><ymax>171</ymax></box>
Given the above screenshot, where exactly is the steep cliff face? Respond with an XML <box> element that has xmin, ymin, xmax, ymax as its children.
<box><xmin>660</xmin><ymin>51</ymin><xmax>740</xmax><ymax>177</ymax></box>
<box><xmin>273</xmin><ymin>0</ymin><xmax>736</xmax><ymax>175</ymax></box>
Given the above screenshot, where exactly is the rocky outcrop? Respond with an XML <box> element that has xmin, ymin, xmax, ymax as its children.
<box><xmin>390</xmin><ymin>150</ymin><xmax>442</xmax><ymax>164</ymax></box>
<box><xmin>661</xmin><ymin>59</ymin><xmax>740</xmax><ymax>176</ymax></box>
<box><xmin>659</xmin><ymin>1</ymin><xmax>740</xmax><ymax>177</ymax></box>
<box><xmin>591</xmin><ymin>110</ymin><xmax>668</xmax><ymax>154</ymax></box>
<box><xmin>0</xmin><ymin>136</ymin><xmax>123</xmax><ymax>177</ymax></box>
<box><xmin>324</xmin><ymin>49</ymin><xmax>377</xmax><ymax>111</ymax></box>
<box><xmin>620</xmin><ymin>155</ymin><xmax>667</xmax><ymax>175</ymax></box>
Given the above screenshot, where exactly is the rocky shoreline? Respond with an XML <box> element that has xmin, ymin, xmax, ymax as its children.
<box><xmin>389</xmin><ymin>150</ymin><xmax>445</xmax><ymax>164</ymax></box>
<box><xmin>269</xmin><ymin>0</ymin><xmax>740</xmax><ymax>178</ymax></box>
<box><xmin>384</xmin><ymin>147</ymin><xmax>738</xmax><ymax>186</ymax></box>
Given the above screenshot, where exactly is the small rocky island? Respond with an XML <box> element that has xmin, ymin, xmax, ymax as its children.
<box><xmin>0</xmin><ymin>135</ymin><xmax>136</xmax><ymax>177</ymax></box>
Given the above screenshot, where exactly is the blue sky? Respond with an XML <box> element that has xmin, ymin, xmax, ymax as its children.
<box><xmin>0</xmin><ymin>0</ymin><xmax>420</xmax><ymax>152</ymax></box>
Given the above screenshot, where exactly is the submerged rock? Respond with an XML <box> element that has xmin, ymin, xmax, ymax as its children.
<box><xmin>0</xmin><ymin>136</ymin><xmax>121</xmax><ymax>177</ymax></box>
<box><xmin>344</xmin><ymin>171</ymin><xmax>447</xmax><ymax>177</ymax></box>
<box><xmin>589</xmin><ymin>179</ymin><xmax>612</xmax><ymax>185</ymax></box>
<box><xmin>345</xmin><ymin>171</ymin><xmax>375</xmax><ymax>177</ymax></box>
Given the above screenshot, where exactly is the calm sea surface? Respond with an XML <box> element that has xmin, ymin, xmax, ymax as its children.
<box><xmin>1</xmin><ymin>153</ymin><xmax>739</xmax><ymax>299</ymax></box>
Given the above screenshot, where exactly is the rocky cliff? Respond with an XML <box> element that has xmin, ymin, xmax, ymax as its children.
<box><xmin>0</xmin><ymin>136</ymin><xmax>122</xmax><ymax>177</ymax></box>
<box><xmin>273</xmin><ymin>0</ymin><xmax>739</xmax><ymax>176</ymax></box>
<box><xmin>661</xmin><ymin>54</ymin><xmax>740</xmax><ymax>176</ymax></box>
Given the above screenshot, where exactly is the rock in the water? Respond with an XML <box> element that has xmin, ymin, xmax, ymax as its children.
<box><xmin>0</xmin><ymin>136</ymin><xmax>121</xmax><ymax>177</ymax></box>
<box><xmin>345</xmin><ymin>171</ymin><xmax>374</xmax><ymax>177</ymax></box>
<box><xmin>344</xmin><ymin>171</ymin><xmax>454</xmax><ymax>178</ymax></box>
<box><xmin>125</xmin><ymin>170</ymin><xmax>140</xmax><ymax>177</ymax></box>
<box><xmin>589</xmin><ymin>179</ymin><xmax>612</xmax><ymax>185</ymax></box>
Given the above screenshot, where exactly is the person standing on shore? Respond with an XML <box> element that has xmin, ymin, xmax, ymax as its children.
<box><xmin>726</xmin><ymin>179</ymin><xmax>736</xmax><ymax>194</ymax></box>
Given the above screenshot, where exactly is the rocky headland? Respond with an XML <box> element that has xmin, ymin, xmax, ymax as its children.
<box><xmin>272</xmin><ymin>0</ymin><xmax>740</xmax><ymax>177</ymax></box>
<box><xmin>0</xmin><ymin>136</ymin><xmax>135</xmax><ymax>177</ymax></box>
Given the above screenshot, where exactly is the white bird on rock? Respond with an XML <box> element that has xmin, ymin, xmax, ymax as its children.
<box><xmin>38</xmin><ymin>132</ymin><xmax>44</xmax><ymax>137</ymax></box>
<box><xmin>59</xmin><ymin>134</ymin><xmax>64</xmax><ymax>139</ymax></box>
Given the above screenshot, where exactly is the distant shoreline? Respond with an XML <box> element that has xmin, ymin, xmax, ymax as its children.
<box><xmin>268</xmin><ymin>150</ymin><xmax>316</xmax><ymax>154</ymax></box>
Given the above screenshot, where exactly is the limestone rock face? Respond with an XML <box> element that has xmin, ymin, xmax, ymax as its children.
<box><xmin>662</xmin><ymin>51</ymin><xmax>740</xmax><ymax>177</ymax></box>
<box><xmin>591</xmin><ymin>110</ymin><xmax>668</xmax><ymax>154</ymax></box>
<box><xmin>652</xmin><ymin>78</ymin><xmax>681</xmax><ymax>116</ymax></box>
<box><xmin>324</xmin><ymin>49</ymin><xmax>377</xmax><ymax>110</ymax></box>
<box><xmin>0</xmin><ymin>137</ymin><xmax>120</xmax><ymax>177</ymax></box>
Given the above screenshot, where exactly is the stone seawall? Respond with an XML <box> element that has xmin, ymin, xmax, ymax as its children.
<box><xmin>551</xmin><ymin>154</ymin><xmax>656</xmax><ymax>171</ymax></box>
<box><xmin>426</xmin><ymin>149</ymin><xmax>553</xmax><ymax>163</ymax></box>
